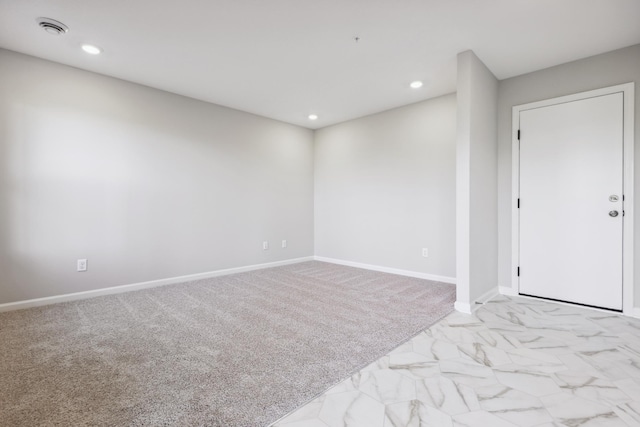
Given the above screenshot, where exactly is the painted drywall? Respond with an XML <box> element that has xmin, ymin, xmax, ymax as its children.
<box><xmin>0</xmin><ymin>49</ymin><xmax>314</xmax><ymax>305</ymax></box>
<box><xmin>456</xmin><ymin>51</ymin><xmax>499</xmax><ymax>312</ymax></box>
<box><xmin>314</xmin><ymin>95</ymin><xmax>456</xmax><ymax>279</ymax></box>
<box><xmin>498</xmin><ymin>44</ymin><xmax>640</xmax><ymax>306</ymax></box>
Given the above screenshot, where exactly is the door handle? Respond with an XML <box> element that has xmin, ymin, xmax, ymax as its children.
<box><xmin>609</xmin><ymin>210</ymin><xmax>619</xmax><ymax>217</ymax></box>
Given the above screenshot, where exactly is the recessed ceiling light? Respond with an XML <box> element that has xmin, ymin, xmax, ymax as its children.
<box><xmin>410</xmin><ymin>81</ymin><xmax>423</xmax><ymax>89</ymax></box>
<box><xmin>308</xmin><ymin>114</ymin><xmax>318</xmax><ymax>120</ymax></box>
<box><xmin>81</xmin><ymin>44</ymin><xmax>102</xmax><ymax>55</ymax></box>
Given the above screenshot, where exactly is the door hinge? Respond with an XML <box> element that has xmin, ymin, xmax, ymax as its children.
<box><xmin>517</xmin><ymin>198</ymin><xmax>520</xmax><ymax>209</ymax></box>
<box><xmin>517</xmin><ymin>267</ymin><xmax>520</xmax><ymax>277</ymax></box>
<box><xmin>517</xmin><ymin>129</ymin><xmax>520</xmax><ymax>140</ymax></box>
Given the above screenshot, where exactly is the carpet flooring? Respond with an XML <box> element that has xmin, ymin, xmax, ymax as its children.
<box><xmin>0</xmin><ymin>261</ymin><xmax>455</xmax><ymax>426</ymax></box>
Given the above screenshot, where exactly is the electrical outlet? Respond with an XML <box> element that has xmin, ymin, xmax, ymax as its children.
<box><xmin>282</xmin><ymin>240</ymin><xmax>287</xmax><ymax>248</ymax></box>
<box><xmin>263</xmin><ymin>241</ymin><xmax>269</xmax><ymax>250</ymax></box>
<box><xmin>422</xmin><ymin>248</ymin><xmax>429</xmax><ymax>258</ymax></box>
<box><xmin>77</xmin><ymin>259</ymin><xmax>88</xmax><ymax>272</ymax></box>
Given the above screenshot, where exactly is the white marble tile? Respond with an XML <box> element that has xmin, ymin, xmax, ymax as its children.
<box><xmin>483</xmin><ymin>305</ymin><xmax>541</xmax><ymax>329</ymax></box>
<box><xmin>438</xmin><ymin>358</ymin><xmax>497</xmax><ymax>388</ymax></box>
<box><xmin>529</xmin><ymin>327</ymin><xmax>599</xmax><ymax>346</ymax></box>
<box><xmin>318</xmin><ymin>391</ymin><xmax>385</xmax><ymax>427</ymax></box>
<box><xmin>416</xmin><ymin>376</ymin><xmax>480</xmax><ymax>416</ymax></box>
<box><xmin>412</xmin><ymin>333</ymin><xmax>460</xmax><ymax>361</ymax></box>
<box><xmin>325</xmin><ymin>375</ymin><xmax>360</xmax><ymax>395</ymax></box>
<box><xmin>509</xmin><ymin>332</ymin><xmax>571</xmax><ymax>355</ymax></box>
<box><xmin>456</xmin><ymin>342</ymin><xmax>512</xmax><ymax>368</ymax></box>
<box><xmin>552</xmin><ymin>371</ymin><xmax>631</xmax><ymax>405</ymax></box>
<box><xmin>613</xmin><ymin>401</ymin><xmax>640</xmax><ymax>426</ymax></box>
<box><xmin>574</xmin><ymin>350</ymin><xmax>637</xmax><ymax>381</ymax></box>
<box><xmin>575</xmin><ymin>328</ymin><xmax>624</xmax><ymax>342</ymax></box>
<box><xmin>428</xmin><ymin>323</ymin><xmax>486</xmax><ymax>347</ymax></box>
<box><xmin>473</xmin><ymin>329</ymin><xmax>522</xmax><ymax>351</ymax></box>
<box><xmin>357</xmin><ymin>369</ymin><xmax>416</xmax><ymax>404</ymax></box>
<box><xmin>475</xmin><ymin>384</ymin><xmax>552</xmax><ymax>427</ymax></box>
<box><xmin>539</xmin><ymin>313</ymin><xmax>600</xmax><ymax>330</ymax></box>
<box><xmin>278</xmin><ymin>419</ymin><xmax>330</xmax><ymax>427</ymax></box>
<box><xmin>388</xmin><ymin>351</ymin><xmax>441</xmax><ymax>379</ymax></box>
<box><xmin>540</xmin><ymin>393</ymin><xmax>623</xmax><ymax>426</ymax></box>
<box><xmin>473</xmin><ymin>317</ymin><xmax>529</xmax><ymax>336</ymax></box>
<box><xmin>556</xmin><ymin>353</ymin><xmax>604</xmax><ymax>378</ymax></box>
<box><xmin>533</xmin><ymin>303</ymin><xmax>593</xmax><ymax>319</ymax></box>
<box><xmin>384</xmin><ymin>400</ymin><xmax>452</xmax><ymax>427</ymax></box>
<box><xmin>586</xmin><ymin>315</ymin><xmax>640</xmax><ymax>336</ymax></box>
<box><xmin>613</xmin><ymin>378</ymin><xmax>640</xmax><ymax>401</ymax></box>
<box><xmin>569</xmin><ymin>338</ymin><xmax>629</xmax><ymax>355</ymax></box>
<box><xmin>493</xmin><ymin>366</ymin><xmax>561</xmax><ymax>397</ymax></box>
<box><xmin>619</xmin><ymin>331</ymin><xmax>640</xmax><ymax>348</ymax></box>
<box><xmin>506</xmin><ymin>348</ymin><xmax>566</xmax><ymax>373</ymax></box>
<box><xmin>361</xmin><ymin>357</ymin><xmax>390</xmax><ymax>373</ymax></box>
<box><xmin>276</xmin><ymin>396</ymin><xmax>324</xmax><ymax>424</ymax></box>
<box><xmin>452</xmin><ymin>410</ymin><xmax>517</xmax><ymax>427</ymax></box>
<box><xmin>277</xmin><ymin>296</ymin><xmax>640</xmax><ymax>427</ymax></box>
<box><xmin>619</xmin><ymin>359</ymin><xmax>640</xmax><ymax>381</ymax></box>
<box><xmin>531</xmin><ymin>423</ymin><xmax>565</xmax><ymax>427</ymax></box>
<box><xmin>388</xmin><ymin>341</ymin><xmax>414</xmax><ymax>355</ymax></box>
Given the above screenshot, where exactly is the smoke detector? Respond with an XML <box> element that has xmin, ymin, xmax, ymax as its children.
<box><xmin>37</xmin><ymin>18</ymin><xmax>68</xmax><ymax>35</ymax></box>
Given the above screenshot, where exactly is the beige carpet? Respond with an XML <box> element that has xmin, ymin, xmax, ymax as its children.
<box><xmin>0</xmin><ymin>261</ymin><xmax>455</xmax><ymax>426</ymax></box>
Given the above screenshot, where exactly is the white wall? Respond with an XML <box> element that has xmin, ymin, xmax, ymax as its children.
<box><xmin>6</xmin><ymin>42</ymin><xmax>638</xmax><ymax>310</ymax></box>
<box><xmin>314</xmin><ymin>95</ymin><xmax>457</xmax><ymax>279</ymax></box>
<box><xmin>455</xmin><ymin>51</ymin><xmax>499</xmax><ymax>312</ymax></box>
<box><xmin>498</xmin><ymin>44</ymin><xmax>640</xmax><ymax>306</ymax></box>
<box><xmin>0</xmin><ymin>49</ymin><xmax>314</xmax><ymax>305</ymax></box>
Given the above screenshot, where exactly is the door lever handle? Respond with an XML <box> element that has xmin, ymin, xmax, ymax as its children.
<box><xmin>609</xmin><ymin>210</ymin><xmax>619</xmax><ymax>217</ymax></box>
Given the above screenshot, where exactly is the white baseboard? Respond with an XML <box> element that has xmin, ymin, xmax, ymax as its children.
<box><xmin>454</xmin><ymin>301</ymin><xmax>472</xmax><ymax>314</ymax></box>
<box><xmin>454</xmin><ymin>286</ymin><xmax>499</xmax><ymax>315</ymax></box>
<box><xmin>499</xmin><ymin>286</ymin><xmax>518</xmax><ymax>296</ymax></box>
<box><xmin>0</xmin><ymin>256</ymin><xmax>314</xmax><ymax>313</ymax></box>
<box><xmin>630</xmin><ymin>307</ymin><xmax>640</xmax><ymax>319</ymax></box>
<box><xmin>474</xmin><ymin>286</ymin><xmax>500</xmax><ymax>305</ymax></box>
<box><xmin>313</xmin><ymin>256</ymin><xmax>456</xmax><ymax>284</ymax></box>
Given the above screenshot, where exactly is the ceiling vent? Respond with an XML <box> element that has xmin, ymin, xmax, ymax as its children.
<box><xmin>37</xmin><ymin>18</ymin><xmax>68</xmax><ymax>35</ymax></box>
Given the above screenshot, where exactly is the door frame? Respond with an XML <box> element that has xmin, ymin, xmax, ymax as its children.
<box><xmin>511</xmin><ymin>83</ymin><xmax>635</xmax><ymax>315</ymax></box>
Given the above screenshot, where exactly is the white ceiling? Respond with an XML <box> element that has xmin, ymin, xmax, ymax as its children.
<box><xmin>0</xmin><ymin>0</ymin><xmax>639</xmax><ymax>129</ymax></box>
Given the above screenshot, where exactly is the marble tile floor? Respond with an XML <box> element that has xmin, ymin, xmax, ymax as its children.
<box><xmin>272</xmin><ymin>295</ymin><xmax>640</xmax><ymax>427</ymax></box>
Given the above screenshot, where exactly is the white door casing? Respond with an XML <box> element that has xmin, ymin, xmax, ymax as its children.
<box><xmin>511</xmin><ymin>83</ymin><xmax>634</xmax><ymax>314</ymax></box>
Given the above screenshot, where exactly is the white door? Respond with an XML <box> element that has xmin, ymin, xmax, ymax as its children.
<box><xmin>519</xmin><ymin>92</ymin><xmax>624</xmax><ymax>310</ymax></box>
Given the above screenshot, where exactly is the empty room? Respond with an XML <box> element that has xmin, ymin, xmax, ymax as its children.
<box><xmin>1</xmin><ymin>1</ymin><xmax>640</xmax><ymax>426</ymax></box>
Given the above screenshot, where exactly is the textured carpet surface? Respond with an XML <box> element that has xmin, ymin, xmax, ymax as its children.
<box><xmin>0</xmin><ymin>261</ymin><xmax>455</xmax><ymax>426</ymax></box>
